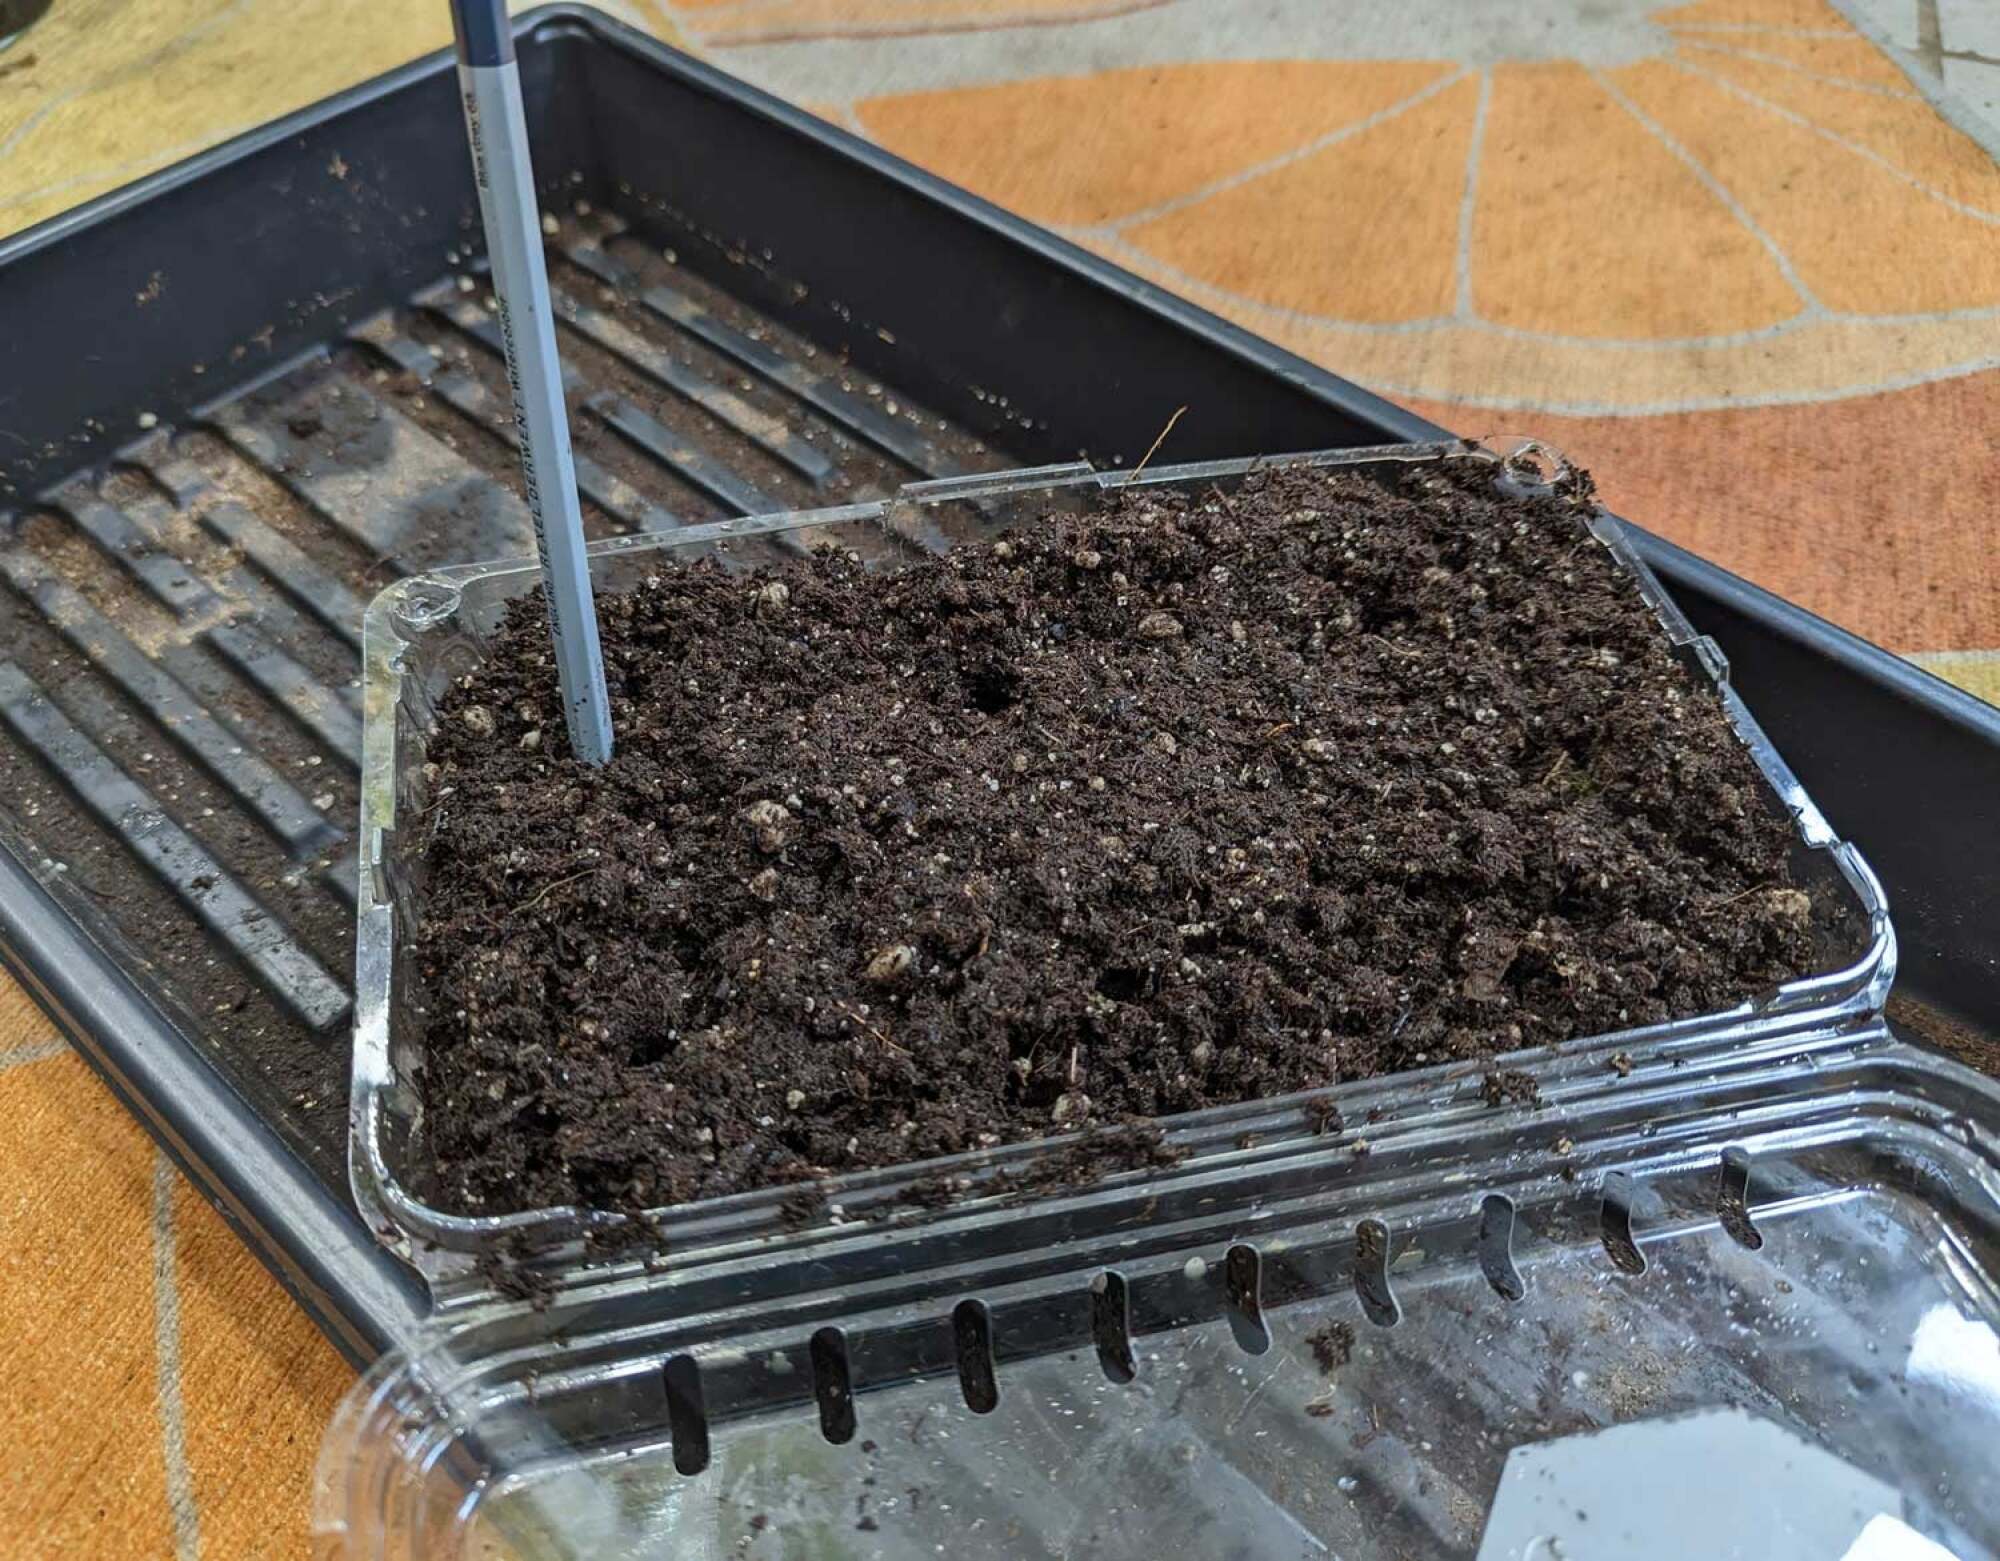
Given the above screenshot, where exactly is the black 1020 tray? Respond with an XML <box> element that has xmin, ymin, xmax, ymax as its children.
<box><xmin>0</xmin><ymin>4</ymin><xmax>1994</xmax><ymax>1378</ymax></box>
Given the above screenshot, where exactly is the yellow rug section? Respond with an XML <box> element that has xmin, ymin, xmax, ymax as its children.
<box><xmin>0</xmin><ymin>1</ymin><xmax>1994</xmax><ymax>1554</ymax></box>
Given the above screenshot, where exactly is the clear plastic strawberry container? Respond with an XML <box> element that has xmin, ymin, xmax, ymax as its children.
<box><xmin>312</xmin><ymin>442</ymin><xmax>1992</xmax><ymax>1561</ymax></box>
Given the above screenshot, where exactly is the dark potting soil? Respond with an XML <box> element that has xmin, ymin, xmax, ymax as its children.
<box><xmin>415</xmin><ymin>460</ymin><xmax>1838</xmax><ymax>1215</ymax></box>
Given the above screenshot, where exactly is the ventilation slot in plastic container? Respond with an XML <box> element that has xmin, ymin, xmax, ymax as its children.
<box><xmin>809</xmin><ymin>1326</ymin><xmax>857</xmax><ymax>1444</ymax></box>
<box><xmin>952</xmin><ymin>1299</ymin><xmax>1000</xmax><ymax>1414</ymax></box>
<box><xmin>1599</xmin><ymin>1172</ymin><xmax>1648</xmax><ymax>1276</ymax></box>
<box><xmin>1717</xmin><ymin>1147</ymin><xmax>1764</xmax><ymax>1250</ymax></box>
<box><xmin>1223</xmin><ymin>1243</ymin><xmax>1273</xmax><ymax>1355</ymax></box>
<box><xmin>1353</xmin><ymin>1220</ymin><xmax>1401</xmax><ymax>1326</ymax></box>
<box><xmin>1478</xmin><ymin>1194</ymin><xmax>1528</xmax><ymax>1302</ymax></box>
<box><xmin>1091</xmin><ymin>1270</ymin><xmax>1138</xmax><ymax>1384</ymax></box>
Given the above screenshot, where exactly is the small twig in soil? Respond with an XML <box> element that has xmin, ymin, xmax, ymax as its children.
<box><xmin>837</xmin><ymin>1002</ymin><xmax>908</xmax><ymax>1056</ymax></box>
<box><xmin>1366</xmin><ymin>633</ymin><xmax>1421</xmax><ymax>661</ymax></box>
<box><xmin>519</xmin><ymin>868</ymin><xmax>597</xmax><ymax>913</ymax></box>
<box><xmin>1120</xmin><ymin>405</ymin><xmax>1187</xmax><ymax>487</ymax></box>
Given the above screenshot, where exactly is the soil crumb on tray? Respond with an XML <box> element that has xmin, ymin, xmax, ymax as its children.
<box><xmin>416</xmin><ymin>461</ymin><xmax>1825</xmax><ymax>1215</ymax></box>
<box><xmin>1307</xmin><ymin>1320</ymin><xmax>1357</xmax><ymax>1374</ymax></box>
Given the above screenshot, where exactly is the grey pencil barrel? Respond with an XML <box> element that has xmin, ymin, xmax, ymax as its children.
<box><xmin>451</xmin><ymin>0</ymin><xmax>614</xmax><ymax>765</ymax></box>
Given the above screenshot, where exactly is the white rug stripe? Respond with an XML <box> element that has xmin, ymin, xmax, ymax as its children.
<box><xmin>0</xmin><ymin>1038</ymin><xmax>69</xmax><ymax>1074</ymax></box>
<box><xmin>153</xmin><ymin>1149</ymin><xmax>202</xmax><ymax>1561</ymax></box>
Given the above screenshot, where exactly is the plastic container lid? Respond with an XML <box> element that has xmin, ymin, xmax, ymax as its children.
<box><xmin>316</xmin><ymin>1025</ymin><xmax>2000</xmax><ymax>1558</ymax></box>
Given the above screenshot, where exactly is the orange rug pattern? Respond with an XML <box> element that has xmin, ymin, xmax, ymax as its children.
<box><xmin>1</xmin><ymin>0</ymin><xmax>1995</xmax><ymax>1554</ymax></box>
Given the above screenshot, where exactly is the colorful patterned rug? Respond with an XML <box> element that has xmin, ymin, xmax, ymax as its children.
<box><xmin>1</xmin><ymin>0</ymin><xmax>1994</xmax><ymax>1553</ymax></box>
